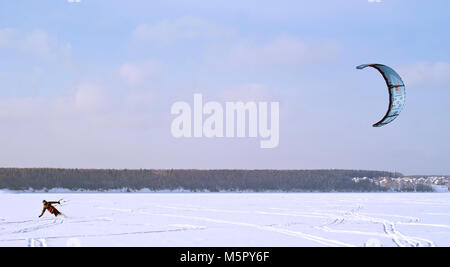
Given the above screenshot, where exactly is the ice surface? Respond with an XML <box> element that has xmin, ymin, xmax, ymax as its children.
<box><xmin>0</xmin><ymin>193</ymin><xmax>449</xmax><ymax>247</ymax></box>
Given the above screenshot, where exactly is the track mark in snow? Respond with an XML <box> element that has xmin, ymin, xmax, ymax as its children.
<box><xmin>255</xmin><ymin>211</ymin><xmax>329</xmax><ymax>219</ymax></box>
<box><xmin>65</xmin><ymin>217</ymin><xmax>113</xmax><ymax>224</ymax></box>
<box><xmin>396</xmin><ymin>222</ymin><xmax>450</xmax><ymax>229</ymax></box>
<box><xmin>359</xmin><ymin>212</ymin><xmax>420</xmax><ymax>223</ymax></box>
<box><xmin>27</xmin><ymin>238</ymin><xmax>47</xmax><ymax>247</ymax></box>
<box><xmin>0</xmin><ymin>220</ymin><xmax>34</xmax><ymax>225</ymax></box>
<box><xmin>353</xmin><ymin>214</ymin><xmax>435</xmax><ymax>247</ymax></box>
<box><xmin>97</xmin><ymin>207</ymin><xmax>355</xmax><ymax>247</ymax></box>
<box><xmin>147</xmin><ymin>203</ymin><xmax>333</xmax><ymax>220</ymax></box>
<box><xmin>425</xmin><ymin>213</ymin><xmax>450</xmax><ymax>217</ymax></box>
<box><xmin>148</xmin><ymin>203</ymin><xmax>338</xmax><ymax>221</ymax></box>
<box><xmin>0</xmin><ymin>226</ymin><xmax>206</xmax><ymax>244</ymax></box>
<box><xmin>12</xmin><ymin>219</ymin><xmax>64</xmax><ymax>234</ymax></box>
<box><xmin>311</xmin><ymin>208</ymin><xmax>435</xmax><ymax>247</ymax></box>
<box><xmin>169</xmin><ymin>224</ymin><xmax>206</xmax><ymax>229</ymax></box>
<box><xmin>317</xmin><ymin>226</ymin><xmax>388</xmax><ymax>239</ymax></box>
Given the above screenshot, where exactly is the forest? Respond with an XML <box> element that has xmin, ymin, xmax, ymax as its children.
<box><xmin>0</xmin><ymin>168</ymin><xmax>409</xmax><ymax>192</ymax></box>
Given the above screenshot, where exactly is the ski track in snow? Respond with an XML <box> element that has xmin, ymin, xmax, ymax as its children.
<box><xmin>348</xmin><ymin>213</ymin><xmax>435</xmax><ymax>247</ymax></box>
<box><xmin>97</xmin><ymin>206</ymin><xmax>355</xmax><ymax>247</ymax></box>
<box><xmin>0</xmin><ymin>193</ymin><xmax>449</xmax><ymax>247</ymax></box>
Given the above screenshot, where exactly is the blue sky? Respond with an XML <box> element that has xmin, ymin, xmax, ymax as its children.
<box><xmin>0</xmin><ymin>0</ymin><xmax>449</xmax><ymax>175</ymax></box>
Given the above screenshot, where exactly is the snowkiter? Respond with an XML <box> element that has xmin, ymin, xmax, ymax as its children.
<box><xmin>39</xmin><ymin>200</ymin><xmax>62</xmax><ymax>218</ymax></box>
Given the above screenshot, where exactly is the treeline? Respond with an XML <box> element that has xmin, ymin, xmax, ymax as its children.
<box><xmin>0</xmin><ymin>168</ymin><xmax>404</xmax><ymax>192</ymax></box>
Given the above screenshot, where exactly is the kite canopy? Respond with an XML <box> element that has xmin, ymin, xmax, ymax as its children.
<box><xmin>356</xmin><ymin>64</ymin><xmax>406</xmax><ymax>127</ymax></box>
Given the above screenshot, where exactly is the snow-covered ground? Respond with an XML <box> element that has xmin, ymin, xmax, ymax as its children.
<box><xmin>1</xmin><ymin>192</ymin><xmax>449</xmax><ymax>247</ymax></box>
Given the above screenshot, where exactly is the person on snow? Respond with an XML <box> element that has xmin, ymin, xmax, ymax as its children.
<box><xmin>39</xmin><ymin>200</ymin><xmax>62</xmax><ymax>218</ymax></box>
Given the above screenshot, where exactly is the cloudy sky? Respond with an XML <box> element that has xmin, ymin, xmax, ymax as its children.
<box><xmin>0</xmin><ymin>0</ymin><xmax>449</xmax><ymax>175</ymax></box>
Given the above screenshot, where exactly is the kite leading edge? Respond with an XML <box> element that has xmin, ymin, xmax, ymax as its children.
<box><xmin>356</xmin><ymin>64</ymin><xmax>406</xmax><ymax>128</ymax></box>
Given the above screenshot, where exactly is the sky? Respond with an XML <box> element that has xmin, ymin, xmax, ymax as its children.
<box><xmin>0</xmin><ymin>0</ymin><xmax>449</xmax><ymax>175</ymax></box>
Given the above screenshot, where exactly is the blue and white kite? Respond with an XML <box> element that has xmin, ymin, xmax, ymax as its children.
<box><xmin>356</xmin><ymin>64</ymin><xmax>406</xmax><ymax>127</ymax></box>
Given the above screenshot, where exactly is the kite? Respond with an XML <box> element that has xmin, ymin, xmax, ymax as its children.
<box><xmin>356</xmin><ymin>64</ymin><xmax>406</xmax><ymax>127</ymax></box>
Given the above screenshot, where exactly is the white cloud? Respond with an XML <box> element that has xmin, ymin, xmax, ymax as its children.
<box><xmin>0</xmin><ymin>28</ymin><xmax>15</xmax><ymax>46</ymax></box>
<box><xmin>399</xmin><ymin>62</ymin><xmax>450</xmax><ymax>89</ymax></box>
<box><xmin>74</xmin><ymin>83</ymin><xmax>106</xmax><ymax>110</ymax></box>
<box><xmin>0</xmin><ymin>91</ymin><xmax>154</xmax><ymax>168</ymax></box>
<box><xmin>132</xmin><ymin>16</ymin><xmax>233</xmax><ymax>45</ymax></box>
<box><xmin>212</xmin><ymin>36</ymin><xmax>339</xmax><ymax>70</ymax></box>
<box><xmin>0</xmin><ymin>28</ymin><xmax>72</xmax><ymax>61</ymax></box>
<box><xmin>0</xmin><ymin>79</ymin><xmax>160</xmax><ymax>156</ymax></box>
<box><xmin>217</xmin><ymin>83</ymin><xmax>276</xmax><ymax>102</ymax></box>
<box><xmin>119</xmin><ymin>62</ymin><xmax>159</xmax><ymax>87</ymax></box>
<box><xmin>125</xmin><ymin>90</ymin><xmax>156</xmax><ymax>109</ymax></box>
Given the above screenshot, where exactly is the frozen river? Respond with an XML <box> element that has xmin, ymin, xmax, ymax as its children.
<box><xmin>1</xmin><ymin>192</ymin><xmax>449</xmax><ymax>247</ymax></box>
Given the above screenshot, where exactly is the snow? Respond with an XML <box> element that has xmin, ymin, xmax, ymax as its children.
<box><xmin>1</xmin><ymin>193</ymin><xmax>449</xmax><ymax>247</ymax></box>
